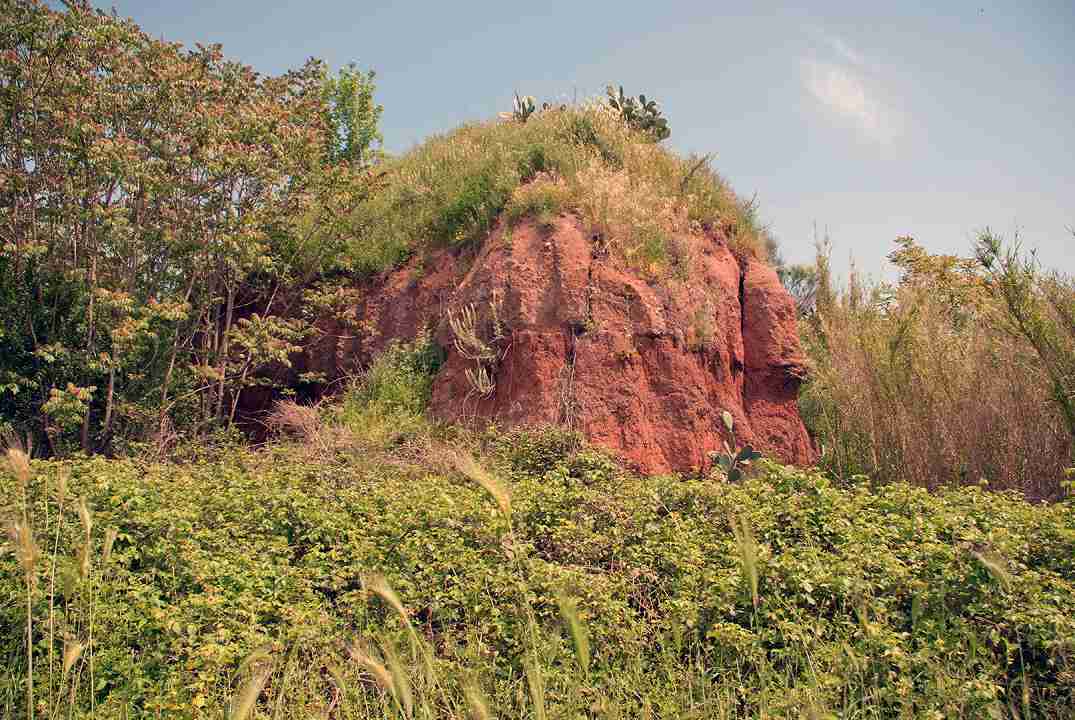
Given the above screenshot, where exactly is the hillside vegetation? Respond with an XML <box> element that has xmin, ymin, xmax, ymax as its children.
<box><xmin>344</xmin><ymin>102</ymin><xmax>769</xmax><ymax>276</ymax></box>
<box><xmin>0</xmin><ymin>1</ymin><xmax>769</xmax><ymax>460</ymax></box>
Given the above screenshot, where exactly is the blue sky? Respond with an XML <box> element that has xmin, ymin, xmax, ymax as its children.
<box><xmin>95</xmin><ymin>1</ymin><xmax>1072</xmax><ymax>277</ymax></box>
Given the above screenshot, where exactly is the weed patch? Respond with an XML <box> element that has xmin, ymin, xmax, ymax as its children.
<box><xmin>2</xmin><ymin>432</ymin><xmax>1072</xmax><ymax>717</ymax></box>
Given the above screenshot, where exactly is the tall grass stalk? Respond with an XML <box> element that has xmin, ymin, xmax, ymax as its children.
<box><xmin>555</xmin><ymin>591</ymin><xmax>590</xmax><ymax>678</ymax></box>
<box><xmin>731</xmin><ymin>515</ymin><xmax>760</xmax><ymax>612</ymax></box>
<box><xmin>46</xmin><ymin>469</ymin><xmax>68</xmax><ymax>711</ymax></box>
<box><xmin>230</xmin><ymin>659</ymin><xmax>274</xmax><ymax>720</ymax></box>
<box><xmin>7</xmin><ymin>448</ymin><xmax>36</xmax><ymax>720</ymax></box>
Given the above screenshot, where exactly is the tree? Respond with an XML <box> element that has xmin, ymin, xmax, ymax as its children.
<box><xmin>321</xmin><ymin>63</ymin><xmax>383</xmax><ymax>167</ymax></box>
<box><xmin>0</xmin><ymin>0</ymin><xmax>380</xmax><ymax>454</ymax></box>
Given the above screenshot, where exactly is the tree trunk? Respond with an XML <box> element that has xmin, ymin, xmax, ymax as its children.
<box><xmin>215</xmin><ymin>282</ymin><xmax>235</xmax><ymax>423</ymax></box>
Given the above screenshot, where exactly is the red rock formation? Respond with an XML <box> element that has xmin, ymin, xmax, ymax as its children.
<box><xmin>277</xmin><ymin>213</ymin><xmax>816</xmax><ymax>473</ymax></box>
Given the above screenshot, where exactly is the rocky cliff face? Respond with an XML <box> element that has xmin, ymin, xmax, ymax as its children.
<box><xmin>281</xmin><ymin>214</ymin><xmax>815</xmax><ymax>473</ymax></box>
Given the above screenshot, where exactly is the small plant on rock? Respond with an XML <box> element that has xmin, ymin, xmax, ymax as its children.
<box><xmin>448</xmin><ymin>301</ymin><xmax>504</xmax><ymax>398</ymax></box>
<box><xmin>709</xmin><ymin>410</ymin><xmax>762</xmax><ymax>482</ymax></box>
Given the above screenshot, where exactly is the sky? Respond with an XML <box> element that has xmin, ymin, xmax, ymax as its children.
<box><xmin>92</xmin><ymin>0</ymin><xmax>1073</xmax><ymax>278</ymax></box>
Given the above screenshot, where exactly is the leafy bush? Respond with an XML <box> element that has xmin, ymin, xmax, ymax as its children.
<box><xmin>0</xmin><ymin>1</ymin><xmax>380</xmax><ymax>454</ymax></box>
<box><xmin>321</xmin><ymin>334</ymin><xmax>444</xmax><ymax>449</ymax></box>
<box><xmin>2</xmin><ymin>423</ymin><xmax>1073</xmax><ymax>717</ymax></box>
<box><xmin>801</xmin><ymin>237</ymin><xmax>1074</xmax><ymax>500</ymax></box>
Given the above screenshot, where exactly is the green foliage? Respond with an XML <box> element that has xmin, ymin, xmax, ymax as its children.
<box><xmin>2</xmin><ymin>426</ymin><xmax>1073</xmax><ymax>718</ymax></box>
<box><xmin>605</xmin><ymin>85</ymin><xmax>671</xmax><ymax>142</ymax></box>
<box><xmin>321</xmin><ymin>62</ymin><xmax>384</xmax><ymax>167</ymax></box>
<box><xmin>327</xmin><ymin>334</ymin><xmax>444</xmax><ymax>449</ymax></box>
<box><xmin>0</xmin><ymin>1</ymin><xmax>379</xmax><ymax>454</ymax></box>
<box><xmin>708</xmin><ymin>410</ymin><xmax>762</xmax><ymax>482</ymax></box>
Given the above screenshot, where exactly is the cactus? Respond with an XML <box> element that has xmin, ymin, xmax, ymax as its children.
<box><xmin>497</xmin><ymin>92</ymin><xmax>538</xmax><ymax>123</ymax></box>
<box><xmin>605</xmin><ymin>84</ymin><xmax>670</xmax><ymax>141</ymax></box>
<box><xmin>511</xmin><ymin>92</ymin><xmax>537</xmax><ymax>123</ymax></box>
<box><xmin>709</xmin><ymin>410</ymin><xmax>762</xmax><ymax>482</ymax></box>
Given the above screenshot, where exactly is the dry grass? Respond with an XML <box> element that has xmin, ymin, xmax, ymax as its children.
<box><xmin>802</xmin><ymin>249</ymin><xmax>1072</xmax><ymax>500</ymax></box>
<box><xmin>265</xmin><ymin>399</ymin><xmax>345</xmax><ymax>456</ymax></box>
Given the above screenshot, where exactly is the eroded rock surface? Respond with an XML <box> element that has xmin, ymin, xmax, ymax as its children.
<box><xmin>278</xmin><ymin>214</ymin><xmax>816</xmax><ymax>473</ymax></box>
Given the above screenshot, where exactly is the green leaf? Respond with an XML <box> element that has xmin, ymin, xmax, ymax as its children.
<box><xmin>736</xmin><ymin>445</ymin><xmax>755</xmax><ymax>463</ymax></box>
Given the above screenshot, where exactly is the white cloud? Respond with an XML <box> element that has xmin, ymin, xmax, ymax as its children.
<box><xmin>800</xmin><ymin>57</ymin><xmax>904</xmax><ymax>145</ymax></box>
<box><xmin>827</xmin><ymin>35</ymin><xmax>865</xmax><ymax>67</ymax></box>
<box><xmin>803</xmin><ymin>25</ymin><xmax>877</xmax><ymax>71</ymax></box>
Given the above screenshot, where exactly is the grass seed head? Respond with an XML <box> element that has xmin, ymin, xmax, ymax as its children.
<box><xmin>62</xmin><ymin>638</ymin><xmax>85</xmax><ymax>677</ymax></box>
<box><xmin>347</xmin><ymin>642</ymin><xmax>395</xmax><ymax>696</ymax></box>
<box><xmin>452</xmin><ymin>451</ymin><xmax>511</xmax><ymax>519</ymax></box>
<box><xmin>7</xmin><ymin>517</ymin><xmax>39</xmax><ymax>580</ymax></box>
<box><xmin>229</xmin><ymin>661</ymin><xmax>273</xmax><ymax>720</ymax></box>
<box><xmin>6</xmin><ymin>447</ymin><xmax>31</xmax><ymax>487</ymax></box>
<box><xmin>363</xmin><ymin>573</ymin><xmax>411</xmax><ymax>629</ymax></box>
<box><xmin>556</xmin><ymin>591</ymin><xmax>591</xmax><ymax>675</ymax></box>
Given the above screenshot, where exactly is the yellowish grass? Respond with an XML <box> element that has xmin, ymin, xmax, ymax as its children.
<box><xmin>802</xmin><ymin>246</ymin><xmax>1072</xmax><ymax>499</ymax></box>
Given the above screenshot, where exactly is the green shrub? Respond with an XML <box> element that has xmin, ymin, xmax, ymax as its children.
<box><xmin>333</xmin><ymin>334</ymin><xmax>444</xmax><ymax>447</ymax></box>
